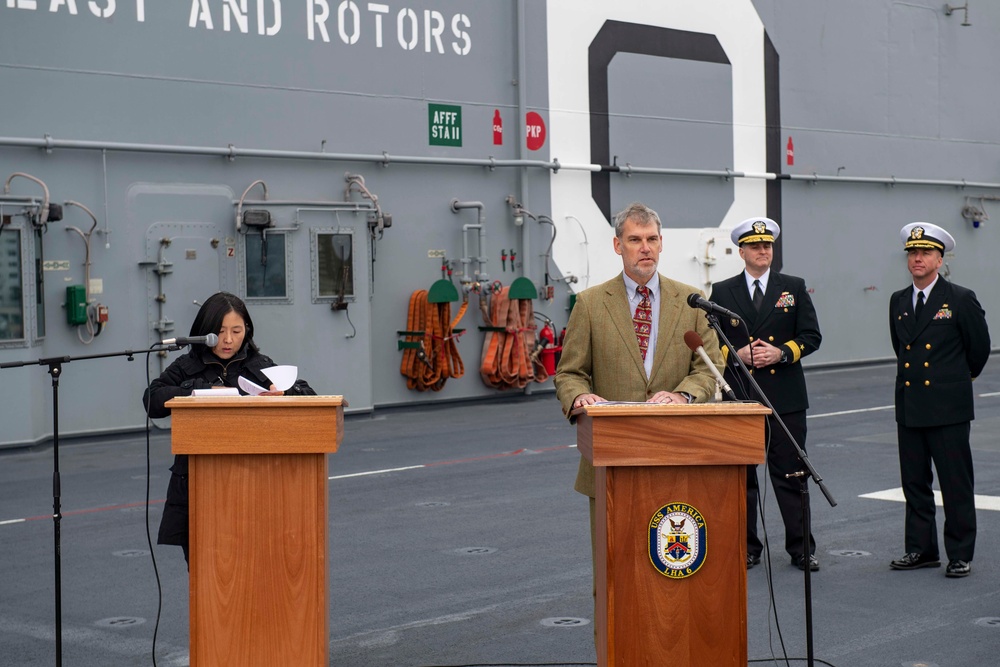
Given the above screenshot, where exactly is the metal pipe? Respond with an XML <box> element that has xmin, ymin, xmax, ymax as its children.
<box><xmin>237</xmin><ymin>199</ymin><xmax>374</xmax><ymax>209</ymax></box>
<box><xmin>0</xmin><ymin>135</ymin><xmax>560</xmax><ymax>170</ymax></box>
<box><xmin>516</xmin><ymin>1</ymin><xmax>537</xmax><ymax>412</ymax></box>
<box><xmin>63</xmin><ymin>201</ymin><xmax>98</xmax><ymax>279</ymax></box>
<box><xmin>785</xmin><ymin>173</ymin><xmax>1000</xmax><ymax>188</ymax></box>
<box><xmin>452</xmin><ymin>200</ymin><xmax>486</xmax><ymax>282</ymax></box>
<box><xmin>63</xmin><ymin>201</ymin><xmax>101</xmax><ymax>344</ymax></box>
<box><xmin>617</xmin><ymin>165</ymin><xmax>756</xmax><ymax>179</ymax></box>
<box><xmin>3</xmin><ymin>135</ymin><xmax>999</xmax><ymax>189</ymax></box>
<box><xmin>235</xmin><ymin>179</ymin><xmax>268</xmax><ymax>232</ymax></box>
<box><xmin>0</xmin><ymin>195</ymin><xmax>42</xmax><ymax>205</ymax></box>
<box><xmin>461</xmin><ymin>223</ymin><xmax>485</xmax><ymax>282</ymax></box>
<box><xmin>3</xmin><ymin>172</ymin><xmax>51</xmax><ymax>223</ymax></box>
<box><xmin>101</xmin><ymin>150</ymin><xmax>111</xmax><ymax>248</ymax></box>
<box><xmin>293</xmin><ymin>206</ymin><xmax>368</xmax><ymax>225</ymax></box>
<box><xmin>516</xmin><ymin>0</ymin><xmax>531</xmax><ymax>286</ymax></box>
<box><xmin>451</xmin><ymin>200</ymin><xmax>485</xmax><ymax>214</ymax></box>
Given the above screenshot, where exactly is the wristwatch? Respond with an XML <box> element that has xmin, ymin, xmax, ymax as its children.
<box><xmin>779</xmin><ymin>349</ymin><xmax>789</xmax><ymax>364</ymax></box>
<box><xmin>678</xmin><ymin>392</ymin><xmax>694</xmax><ymax>403</ymax></box>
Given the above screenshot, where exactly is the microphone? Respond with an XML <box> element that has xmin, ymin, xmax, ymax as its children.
<box><xmin>159</xmin><ymin>333</ymin><xmax>219</xmax><ymax>347</ymax></box>
<box><xmin>683</xmin><ymin>330</ymin><xmax>737</xmax><ymax>401</ymax></box>
<box><xmin>686</xmin><ymin>293</ymin><xmax>742</xmax><ymax>322</ymax></box>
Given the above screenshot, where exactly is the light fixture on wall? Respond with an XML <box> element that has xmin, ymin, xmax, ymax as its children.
<box><xmin>962</xmin><ymin>195</ymin><xmax>994</xmax><ymax>229</ymax></box>
<box><xmin>944</xmin><ymin>3</ymin><xmax>971</xmax><ymax>26</ymax></box>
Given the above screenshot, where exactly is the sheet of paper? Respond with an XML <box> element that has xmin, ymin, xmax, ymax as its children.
<box><xmin>261</xmin><ymin>365</ymin><xmax>297</xmax><ymax>392</ymax></box>
<box><xmin>593</xmin><ymin>401</ymin><xmax>658</xmax><ymax>406</ymax></box>
<box><xmin>191</xmin><ymin>387</ymin><xmax>240</xmax><ymax>397</ymax></box>
<box><xmin>238</xmin><ymin>376</ymin><xmax>268</xmax><ymax>395</ymax></box>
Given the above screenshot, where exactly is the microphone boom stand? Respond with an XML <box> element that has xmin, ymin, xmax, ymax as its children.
<box><xmin>703</xmin><ymin>313</ymin><xmax>836</xmax><ymax>667</ymax></box>
<box><xmin>0</xmin><ymin>344</ymin><xmax>176</xmax><ymax>667</ymax></box>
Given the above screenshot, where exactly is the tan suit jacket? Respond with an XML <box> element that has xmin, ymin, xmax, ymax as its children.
<box><xmin>554</xmin><ymin>272</ymin><xmax>724</xmax><ymax>497</ymax></box>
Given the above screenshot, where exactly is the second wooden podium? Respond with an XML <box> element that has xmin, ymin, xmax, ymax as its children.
<box><xmin>166</xmin><ymin>395</ymin><xmax>344</xmax><ymax>667</ymax></box>
<box><xmin>577</xmin><ymin>402</ymin><xmax>769</xmax><ymax>666</ymax></box>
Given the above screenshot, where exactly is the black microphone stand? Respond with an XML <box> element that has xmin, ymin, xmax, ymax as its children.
<box><xmin>703</xmin><ymin>313</ymin><xmax>836</xmax><ymax>667</ymax></box>
<box><xmin>0</xmin><ymin>344</ymin><xmax>178</xmax><ymax>667</ymax></box>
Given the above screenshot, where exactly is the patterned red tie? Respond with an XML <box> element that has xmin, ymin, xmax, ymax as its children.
<box><xmin>634</xmin><ymin>285</ymin><xmax>652</xmax><ymax>360</ymax></box>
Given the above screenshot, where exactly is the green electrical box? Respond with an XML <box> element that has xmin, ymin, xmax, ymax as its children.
<box><xmin>66</xmin><ymin>285</ymin><xmax>87</xmax><ymax>325</ymax></box>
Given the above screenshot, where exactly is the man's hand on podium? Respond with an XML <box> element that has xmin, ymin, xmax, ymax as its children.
<box><xmin>573</xmin><ymin>393</ymin><xmax>606</xmax><ymax>409</ymax></box>
<box><xmin>647</xmin><ymin>391</ymin><xmax>691</xmax><ymax>404</ymax></box>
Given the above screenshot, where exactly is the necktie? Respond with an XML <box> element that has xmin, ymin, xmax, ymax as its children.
<box><xmin>752</xmin><ymin>279</ymin><xmax>764</xmax><ymax>312</ymax></box>
<box><xmin>915</xmin><ymin>290</ymin><xmax>925</xmax><ymax>319</ymax></box>
<box><xmin>633</xmin><ymin>285</ymin><xmax>652</xmax><ymax>360</ymax></box>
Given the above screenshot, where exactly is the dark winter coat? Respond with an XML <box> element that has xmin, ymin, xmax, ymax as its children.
<box><xmin>889</xmin><ymin>278</ymin><xmax>990</xmax><ymax>428</ymax></box>
<box><xmin>709</xmin><ymin>270</ymin><xmax>822</xmax><ymax>414</ymax></box>
<box><xmin>142</xmin><ymin>346</ymin><xmax>315</xmax><ymax>547</ymax></box>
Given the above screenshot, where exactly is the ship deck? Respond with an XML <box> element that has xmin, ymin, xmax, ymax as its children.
<box><xmin>4</xmin><ymin>360</ymin><xmax>1000</xmax><ymax>666</ymax></box>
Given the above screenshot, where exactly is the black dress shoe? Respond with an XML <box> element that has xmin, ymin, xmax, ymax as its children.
<box><xmin>945</xmin><ymin>560</ymin><xmax>971</xmax><ymax>578</ymax></box>
<box><xmin>889</xmin><ymin>552</ymin><xmax>941</xmax><ymax>570</ymax></box>
<box><xmin>793</xmin><ymin>554</ymin><xmax>819</xmax><ymax>571</ymax></box>
<box><xmin>747</xmin><ymin>554</ymin><xmax>760</xmax><ymax>569</ymax></box>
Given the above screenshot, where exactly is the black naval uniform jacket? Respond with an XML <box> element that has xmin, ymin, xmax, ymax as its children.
<box><xmin>709</xmin><ymin>271</ymin><xmax>822</xmax><ymax>413</ymax></box>
<box><xmin>889</xmin><ymin>279</ymin><xmax>990</xmax><ymax>428</ymax></box>
<box><xmin>142</xmin><ymin>346</ymin><xmax>315</xmax><ymax>546</ymax></box>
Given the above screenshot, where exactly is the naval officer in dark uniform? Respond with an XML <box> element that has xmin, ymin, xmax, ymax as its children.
<box><xmin>889</xmin><ymin>222</ymin><xmax>990</xmax><ymax>578</ymax></box>
<box><xmin>709</xmin><ymin>217</ymin><xmax>822</xmax><ymax>571</ymax></box>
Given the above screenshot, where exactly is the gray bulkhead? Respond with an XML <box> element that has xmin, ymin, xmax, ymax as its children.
<box><xmin>1</xmin><ymin>0</ymin><xmax>999</xmax><ymax>446</ymax></box>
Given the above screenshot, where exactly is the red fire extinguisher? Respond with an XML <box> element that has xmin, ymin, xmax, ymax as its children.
<box><xmin>538</xmin><ymin>319</ymin><xmax>558</xmax><ymax>375</ymax></box>
<box><xmin>539</xmin><ymin>320</ymin><xmax>555</xmax><ymax>347</ymax></box>
<box><xmin>493</xmin><ymin>109</ymin><xmax>503</xmax><ymax>146</ymax></box>
<box><xmin>786</xmin><ymin>136</ymin><xmax>794</xmax><ymax>166</ymax></box>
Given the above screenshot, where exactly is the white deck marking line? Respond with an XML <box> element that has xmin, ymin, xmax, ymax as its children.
<box><xmin>808</xmin><ymin>405</ymin><xmax>893</xmax><ymax>419</ymax></box>
<box><xmin>330</xmin><ymin>465</ymin><xmax>425</xmax><ymax>480</ymax></box>
<box><xmin>328</xmin><ymin>444</ymin><xmax>578</xmax><ymax>480</ymax></box>
<box><xmin>2</xmin><ymin>448</ymin><xmax>581</xmax><ymax>523</ymax></box>
<box><xmin>807</xmin><ymin>391</ymin><xmax>999</xmax><ymax>420</ymax></box>
<box><xmin>860</xmin><ymin>487</ymin><xmax>1000</xmax><ymax>512</ymax></box>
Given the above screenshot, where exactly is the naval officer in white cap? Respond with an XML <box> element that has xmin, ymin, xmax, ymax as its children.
<box><xmin>889</xmin><ymin>223</ymin><xmax>990</xmax><ymax>578</ymax></box>
<box><xmin>709</xmin><ymin>217</ymin><xmax>823</xmax><ymax>572</ymax></box>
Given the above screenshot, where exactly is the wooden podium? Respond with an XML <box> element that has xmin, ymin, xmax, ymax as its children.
<box><xmin>166</xmin><ymin>395</ymin><xmax>344</xmax><ymax>667</ymax></box>
<box><xmin>577</xmin><ymin>402</ymin><xmax>769</xmax><ymax>666</ymax></box>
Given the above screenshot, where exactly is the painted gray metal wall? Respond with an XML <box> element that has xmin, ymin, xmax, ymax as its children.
<box><xmin>0</xmin><ymin>1</ymin><xmax>555</xmax><ymax>446</ymax></box>
<box><xmin>1</xmin><ymin>1</ymin><xmax>999</xmax><ymax>446</ymax></box>
<box><xmin>759</xmin><ymin>0</ymin><xmax>1000</xmax><ymax>364</ymax></box>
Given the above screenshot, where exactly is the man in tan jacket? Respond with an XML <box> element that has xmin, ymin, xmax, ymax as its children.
<box><xmin>554</xmin><ymin>201</ymin><xmax>723</xmax><ymax>615</ymax></box>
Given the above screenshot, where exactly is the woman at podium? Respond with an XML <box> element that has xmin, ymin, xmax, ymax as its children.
<box><xmin>142</xmin><ymin>291</ymin><xmax>315</xmax><ymax>565</ymax></box>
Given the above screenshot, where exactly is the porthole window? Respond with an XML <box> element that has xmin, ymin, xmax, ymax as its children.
<box><xmin>0</xmin><ymin>226</ymin><xmax>24</xmax><ymax>341</ymax></box>
<box><xmin>244</xmin><ymin>231</ymin><xmax>288</xmax><ymax>300</ymax></box>
<box><xmin>312</xmin><ymin>230</ymin><xmax>354</xmax><ymax>303</ymax></box>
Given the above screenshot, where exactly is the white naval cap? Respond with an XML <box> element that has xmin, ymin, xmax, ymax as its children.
<box><xmin>730</xmin><ymin>217</ymin><xmax>780</xmax><ymax>246</ymax></box>
<box><xmin>900</xmin><ymin>222</ymin><xmax>955</xmax><ymax>253</ymax></box>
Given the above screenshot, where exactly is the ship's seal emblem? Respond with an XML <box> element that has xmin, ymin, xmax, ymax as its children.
<box><xmin>648</xmin><ymin>503</ymin><xmax>707</xmax><ymax>578</ymax></box>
